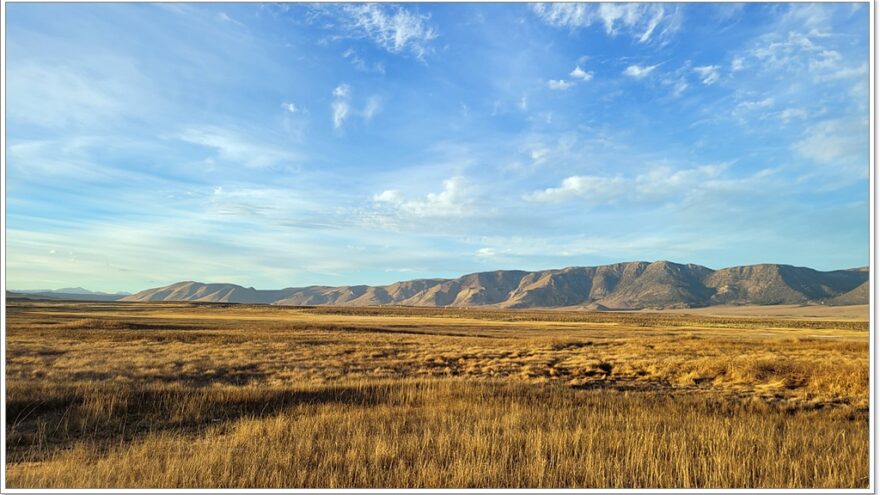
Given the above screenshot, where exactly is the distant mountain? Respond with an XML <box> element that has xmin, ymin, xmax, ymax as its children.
<box><xmin>11</xmin><ymin>287</ymin><xmax>131</xmax><ymax>296</ymax></box>
<box><xmin>121</xmin><ymin>282</ymin><xmax>296</xmax><ymax>304</ymax></box>
<box><xmin>6</xmin><ymin>290</ymin><xmax>125</xmax><ymax>301</ymax></box>
<box><xmin>121</xmin><ymin>261</ymin><xmax>870</xmax><ymax>309</ymax></box>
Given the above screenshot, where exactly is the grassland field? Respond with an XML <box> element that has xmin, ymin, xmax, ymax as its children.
<box><xmin>4</xmin><ymin>299</ymin><xmax>870</xmax><ymax>488</ymax></box>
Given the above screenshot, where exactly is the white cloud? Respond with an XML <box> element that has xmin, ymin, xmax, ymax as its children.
<box><xmin>569</xmin><ymin>65</ymin><xmax>593</xmax><ymax>81</ymax></box>
<box><xmin>623</xmin><ymin>64</ymin><xmax>657</xmax><ymax>79</ymax></box>
<box><xmin>547</xmin><ymin>79</ymin><xmax>574</xmax><ymax>90</ymax></box>
<box><xmin>372</xmin><ymin>177</ymin><xmax>477</xmax><ymax>218</ymax></box>
<box><xmin>281</xmin><ymin>101</ymin><xmax>298</xmax><ymax>113</ymax></box>
<box><xmin>694</xmin><ymin>65</ymin><xmax>721</xmax><ymax>85</ymax></box>
<box><xmin>532</xmin><ymin>3</ymin><xmax>682</xmax><ymax>44</ymax></box>
<box><xmin>333</xmin><ymin>4</ymin><xmax>438</xmax><ymax>60</ymax></box>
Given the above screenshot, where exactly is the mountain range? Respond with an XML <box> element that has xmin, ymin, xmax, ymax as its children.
<box><xmin>7</xmin><ymin>287</ymin><xmax>130</xmax><ymax>301</ymax></box>
<box><xmin>108</xmin><ymin>261</ymin><xmax>870</xmax><ymax>309</ymax></box>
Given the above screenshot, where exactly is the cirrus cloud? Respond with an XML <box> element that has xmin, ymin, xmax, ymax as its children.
<box><xmin>532</xmin><ymin>3</ymin><xmax>682</xmax><ymax>44</ymax></box>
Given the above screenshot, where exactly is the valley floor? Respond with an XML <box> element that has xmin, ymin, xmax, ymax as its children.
<box><xmin>5</xmin><ymin>301</ymin><xmax>870</xmax><ymax>488</ymax></box>
<box><xmin>631</xmin><ymin>303</ymin><xmax>869</xmax><ymax>320</ymax></box>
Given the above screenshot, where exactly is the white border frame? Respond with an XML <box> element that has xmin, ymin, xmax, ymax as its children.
<box><xmin>0</xmin><ymin>1</ymin><xmax>875</xmax><ymax>493</ymax></box>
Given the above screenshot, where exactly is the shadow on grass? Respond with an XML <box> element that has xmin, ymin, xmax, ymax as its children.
<box><xmin>6</xmin><ymin>380</ymin><xmax>402</xmax><ymax>463</ymax></box>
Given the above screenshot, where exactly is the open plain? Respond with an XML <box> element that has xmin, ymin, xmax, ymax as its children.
<box><xmin>5</xmin><ymin>299</ymin><xmax>870</xmax><ymax>488</ymax></box>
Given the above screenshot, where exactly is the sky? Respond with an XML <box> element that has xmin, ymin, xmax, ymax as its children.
<box><xmin>5</xmin><ymin>2</ymin><xmax>871</xmax><ymax>292</ymax></box>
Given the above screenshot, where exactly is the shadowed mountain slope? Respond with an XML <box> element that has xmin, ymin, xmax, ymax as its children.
<box><xmin>825</xmin><ymin>281</ymin><xmax>870</xmax><ymax>306</ymax></box>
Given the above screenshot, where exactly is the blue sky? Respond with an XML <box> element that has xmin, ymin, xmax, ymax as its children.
<box><xmin>5</xmin><ymin>2</ymin><xmax>870</xmax><ymax>292</ymax></box>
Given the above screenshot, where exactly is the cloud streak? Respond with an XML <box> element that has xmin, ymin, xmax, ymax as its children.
<box><xmin>178</xmin><ymin>127</ymin><xmax>299</xmax><ymax>168</ymax></box>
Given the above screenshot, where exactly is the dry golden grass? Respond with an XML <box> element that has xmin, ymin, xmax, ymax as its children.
<box><xmin>643</xmin><ymin>303</ymin><xmax>869</xmax><ymax>320</ymax></box>
<box><xmin>5</xmin><ymin>300</ymin><xmax>870</xmax><ymax>488</ymax></box>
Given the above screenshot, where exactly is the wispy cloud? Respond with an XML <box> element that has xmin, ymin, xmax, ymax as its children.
<box><xmin>342</xmin><ymin>47</ymin><xmax>386</xmax><ymax>74</ymax></box>
<box><xmin>7</xmin><ymin>58</ymin><xmax>155</xmax><ymax>130</ymax></box>
<box><xmin>8</xmin><ymin>136</ymin><xmax>166</xmax><ymax>183</ymax></box>
<box><xmin>364</xmin><ymin>96</ymin><xmax>382</xmax><ymax>121</ymax></box>
<box><xmin>332</xmin><ymin>83</ymin><xmax>351</xmax><ymax>129</ymax></box>
<box><xmin>317</xmin><ymin>4</ymin><xmax>438</xmax><ymax>60</ymax></box>
<box><xmin>532</xmin><ymin>3</ymin><xmax>682</xmax><ymax>44</ymax></box>
<box><xmin>731</xmin><ymin>56</ymin><xmax>745</xmax><ymax>72</ymax></box>
<box><xmin>178</xmin><ymin>127</ymin><xmax>299</xmax><ymax>168</ymax></box>
<box><xmin>777</xmin><ymin>108</ymin><xmax>809</xmax><ymax>123</ymax></box>
<box><xmin>216</xmin><ymin>11</ymin><xmax>246</xmax><ymax>29</ymax></box>
<box><xmin>737</xmin><ymin>97</ymin><xmax>775</xmax><ymax>111</ymax></box>
<box><xmin>669</xmin><ymin>78</ymin><xmax>688</xmax><ymax>97</ymax></box>
<box><xmin>525</xmin><ymin>164</ymin><xmax>742</xmax><ymax>206</ymax></box>
<box><xmin>743</xmin><ymin>30</ymin><xmax>866</xmax><ymax>84</ymax></box>
<box><xmin>793</xmin><ymin>118</ymin><xmax>868</xmax><ymax>173</ymax></box>
<box><xmin>693</xmin><ymin>65</ymin><xmax>721</xmax><ymax>85</ymax></box>
<box><xmin>331</xmin><ymin>84</ymin><xmax>382</xmax><ymax>128</ymax></box>
<box><xmin>814</xmin><ymin>63</ymin><xmax>867</xmax><ymax>82</ymax></box>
